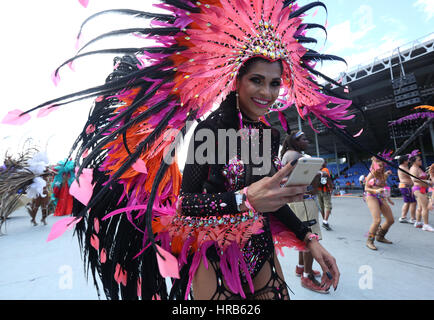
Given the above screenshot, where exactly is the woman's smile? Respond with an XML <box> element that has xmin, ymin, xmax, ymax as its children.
<box><xmin>251</xmin><ymin>97</ymin><xmax>272</xmax><ymax>108</ymax></box>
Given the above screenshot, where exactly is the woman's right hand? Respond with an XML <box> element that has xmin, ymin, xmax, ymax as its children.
<box><xmin>305</xmin><ymin>237</ymin><xmax>340</xmax><ymax>291</ymax></box>
<box><xmin>243</xmin><ymin>162</ymin><xmax>307</xmax><ymax>213</ymax></box>
<box><xmin>376</xmin><ymin>188</ymin><xmax>384</xmax><ymax>194</ymax></box>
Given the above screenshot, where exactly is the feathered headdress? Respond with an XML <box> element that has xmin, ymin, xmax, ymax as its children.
<box><xmin>3</xmin><ymin>0</ymin><xmax>352</xmax><ymax>128</ymax></box>
<box><xmin>4</xmin><ymin>0</ymin><xmax>353</xmax><ymax>300</ymax></box>
<box><xmin>408</xmin><ymin>149</ymin><xmax>420</xmax><ymax>159</ymax></box>
<box><xmin>378</xmin><ymin>150</ymin><xmax>393</xmax><ymax>163</ymax></box>
<box><xmin>414</xmin><ymin>105</ymin><xmax>434</xmax><ymax>112</ymax></box>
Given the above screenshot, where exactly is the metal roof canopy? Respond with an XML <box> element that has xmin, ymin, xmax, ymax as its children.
<box><xmin>270</xmin><ymin>33</ymin><xmax>434</xmax><ymax>160</ymax></box>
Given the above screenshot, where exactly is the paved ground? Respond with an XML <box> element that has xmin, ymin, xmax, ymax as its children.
<box><xmin>1</xmin><ymin>196</ymin><xmax>433</xmax><ymax>300</ymax></box>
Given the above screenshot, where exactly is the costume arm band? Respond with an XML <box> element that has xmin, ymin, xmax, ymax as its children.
<box><xmin>271</xmin><ymin>205</ymin><xmax>311</xmax><ymax>241</ymax></box>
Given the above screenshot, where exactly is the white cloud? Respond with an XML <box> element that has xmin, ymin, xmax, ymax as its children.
<box><xmin>326</xmin><ymin>5</ymin><xmax>375</xmax><ymax>54</ymax></box>
<box><xmin>414</xmin><ymin>0</ymin><xmax>434</xmax><ymax>21</ymax></box>
<box><xmin>0</xmin><ymin>0</ymin><xmax>158</xmax><ymax>164</ymax></box>
<box><xmin>354</xmin><ymin>5</ymin><xmax>376</xmax><ymax>35</ymax></box>
<box><xmin>316</xmin><ymin>34</ymin><xmax>410</xmax><ymax>82</ymax></box>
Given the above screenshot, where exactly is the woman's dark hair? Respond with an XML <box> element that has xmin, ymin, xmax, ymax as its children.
<box><xmin>280</xmin><ymin>131</ymin><xmax>303</xmax><ymax>158</ymax></box>
<box><xmin>409</xmin><ymin>155</ymin><xmax>424</xmax><ymax>170</ymax></box>
<box><xmin>237</xmin><ymin>57</ymin><xmax>283</xmax><ymax>80</ymax></box>
<box><xmin>398</xmin><ymin>155</ymin><xmax>409</xmax><ymax>165</ymax></box>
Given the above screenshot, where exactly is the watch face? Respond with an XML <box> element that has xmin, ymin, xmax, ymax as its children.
<box><xmin>235</xmin><ymin>192</ymin><xmax>243</xmax><ymax>205</ymax></box>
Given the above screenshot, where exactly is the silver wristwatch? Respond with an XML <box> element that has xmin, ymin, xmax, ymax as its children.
<box><xmin>234</xmin><ymin>191</ymin><xmax>243</xmax><ymax>212</ymax></box>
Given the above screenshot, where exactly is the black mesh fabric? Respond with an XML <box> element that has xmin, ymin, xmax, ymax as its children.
<box><xmin>179</xmin><ymin>104</ymin><xmax>310</xmax><ymax>283</ymax></box>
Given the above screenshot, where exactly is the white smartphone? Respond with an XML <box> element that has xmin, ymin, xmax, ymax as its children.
<box><xmin>283</xmin><ymin>157</ymin><xmax>325</xmax><ymax>187</ymax></box>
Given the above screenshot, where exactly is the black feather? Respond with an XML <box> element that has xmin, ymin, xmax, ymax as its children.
<box><xmin>294</xmin><ymin>36</ymin><xmax>318</xmax><ymax>45</ymax></box>
<box><xmin>77</xmin><ymin>9</ymin><xmax>176</xmax><ymax>39</ymax></box>
<box><xmin>77</xmin><ymin>28</ymin><xmax>182</xmax><ymax>54</ymax></box>
<box><xmin>161</xmin><ymin>0</ymin><xmax>201</xmax><ymax>13</ymax></box>
<box><xmin>300</xmin><ymin>23</ymin><xmax>328</xmax><ymax>38</ymax></box>
<box><xmin>302</xmin><ymin>62</ymin><xmax>344</xmax><ymax>88</ymax></box>
<box><xmin>21</xmin><ymin>60</ymin><xmax>173</xmax><ymax>115</ymax></box>
<box><xmin>289</xmin><ymin>1</ymin><xmax>327</xmax><ymax>19</ymax></box>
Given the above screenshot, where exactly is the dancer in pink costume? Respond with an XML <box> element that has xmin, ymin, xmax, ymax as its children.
<box><xmin>5</xmin><ymin>0</ymin><xmax>355</xmax><ymax>300</ymax></box>
<box><xmin>364</xmin><ymin>155</ymin><xmax>395</xmax><ymax>251</ymax></box>
<box><xmin>409</xmin><ymin>152</ymin><xmax>434</xmax><ymax>232</ymax></box>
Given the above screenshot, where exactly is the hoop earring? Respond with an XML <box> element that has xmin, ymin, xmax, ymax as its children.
<box><xmin>236</xmin><ymin>92</ymin><xmax>243</xmax><ymax>129</ymax></box>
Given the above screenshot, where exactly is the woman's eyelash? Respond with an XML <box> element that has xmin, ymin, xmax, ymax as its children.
<box><xmin>250</xmin><ymin>78</ymin><xmax>281</xmax><ymax>86</ymax></box>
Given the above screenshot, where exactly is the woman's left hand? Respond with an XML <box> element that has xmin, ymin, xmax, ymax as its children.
<box><xmin>305</xmin><ymin>238</ymin><xmax>340</xmax><ymax>292</ymax></box>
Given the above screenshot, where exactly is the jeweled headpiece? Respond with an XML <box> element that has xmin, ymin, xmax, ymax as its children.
<box><xmin>169</xmin><ymin>0</ymin><xmax>353</xmax><ymax>124</ymax></box>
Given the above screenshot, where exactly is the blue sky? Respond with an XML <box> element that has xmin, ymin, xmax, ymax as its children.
<box><xmin>298</xmin><ymin>0</ymin><xmax>434</xmax><ymax>76</ymax></box>
<box><xmin>1</xmin><ymin>0</ymin><xmax>433</xmax><ymax>163</ymax></box>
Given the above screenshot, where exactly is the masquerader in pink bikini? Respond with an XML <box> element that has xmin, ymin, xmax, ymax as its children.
<box><xmin>409</xmin><ymin>155</ymin><xmax>434</xmax><ymax>232</ymax></box>
<box><xmin>364</xmin><ymin>157</ymin><xmax>395</xmax><ymax>251</ymax></box>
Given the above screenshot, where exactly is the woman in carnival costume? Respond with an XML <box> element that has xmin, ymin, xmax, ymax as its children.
<box><xmin>0</xmin><ymin>150</ymin><xmax>41</xmax><ymax>231</ymax></box>
<box><xmin>409</xmin><ymin>151</ymin><xmax>434</xmax><ymax>232</ymax></box>
<box><xmin>364</xmin><ymin>152</ymin><xmax>395</xmax><ymax>251</ymax></box>
<box><xmin>428</xmin><ymin>163</ymin><xmax>434</xmax><ymax>211</ymax></box>
<box><xmin>7</xmin><ymin>0</ymin><xmax>355</xmax><ymax>299</ymax></box>
<box><xmin>397</xmin><ymin>154</ymin><xmax>416</xmax><ymax>224</ymax></box>
<box><xmin>51</xmin><ymin>159</ymin><xmax>76</xmax><ymax>216</ymax></box>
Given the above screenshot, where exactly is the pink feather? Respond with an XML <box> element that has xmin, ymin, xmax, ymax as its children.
<box><xmin>155</xmin><ymin>244</ymin><xmax>180</xmax><ymax>279</ymax></box>
<box><xmin>46</xmin><ymin>217</ymin><xmax>83</xmax><ymax>242</ymax></box>
<box><xmin>353</xmin><ymin>129</ymin><xmax>364</xmax><ymax>137</ymax></box>
<box><xmin>132</xmin><ymin>159</ymin><xmax>148</xmax><ymax>174</ymax></box>
<box><xmin>85</xmin><ymin>124</ymin><xmax>96</xmax><ymax>134</ymax></box>
<box><xmin>90</xmin><ymin>234</ymin><xmax>99</xmax><ymax>250</ymax></box>
<box><xmin>100</xmin><ymin>248</ymin><xmax>107</xmax><ymax>263</ymax></box>
<box><xmin>114</xmin><ymin>264</ymin><xmax>127</xmax><ymax>286</ymax></box>
<box><xmin>137</xmin><ymin>278</ymin><xmax>142</xmax><ymax>298</ymax></box>
<box><xmin>78</xmin><ymin>0</ymin><xmax>89</xmax><ymax>8</ymax></box>
<box><xmin>51</xmin><ymin>70</ymin><xmax>60</xmax><ymax>86</ymax></box>
<box><xmin>37</xmin><ymin>105</ymin><xmax>59</xmax><ymax>118</ymax></box>
<box><xmin>68</xmin><ymin>61</ymin><xmax>75</xmax><ymax>71</ymax></box>
<box><xmin>69</xmin><ymin>168</ymin><xmax>94</xmax><ymax>206</ymax></box>
<box><xmin>278</xmin><ymin>111</ymin><xmax>288</xmax><ymax>132</ymax></box>
<box><xmin>94</xmin><ymin>217</ymin><xmax>100</xmax><ymax>233</ymax></box>
<box><xmin>75</xmin><ymin>36</ymin><xmax>81</xmax><ymax>51</ymax></box>
<box><xmin>1</xmin><ymin>109</ymin><xmax>31</xmax><ymax>125</ymax></box>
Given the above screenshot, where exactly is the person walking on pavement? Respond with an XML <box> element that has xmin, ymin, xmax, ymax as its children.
<box><xmin>281</xmin><ymin>132</ymin><xmax>328</xmax><ymax>294</ymax></box>
<box><xmin>409</xmin><ymin>154</ymin><xmax>434</xmax><ymax>232</ymax></box>
<box><xmin>397</xmin><ymin>155</ymin><xmax>416</xmax><ymax>224</ymax></box>
<box><xmin>317</xmin><ymin>161</ymin><xmax>334</xmax><ymax>231</ymax></box>
<box><xmin>429</xmin><ymin>164</ymin><xmax>434</xmax><ymax>211</ymax></box>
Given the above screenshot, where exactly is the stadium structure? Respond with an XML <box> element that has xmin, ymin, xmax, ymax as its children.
<box><xmin>270</xmin><ymin>33</ymin><xmax>434</xmax><ymax>189</ymax></box>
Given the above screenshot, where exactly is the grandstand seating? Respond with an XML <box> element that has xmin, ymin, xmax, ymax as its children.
<box><xmin>327</xmin><ymin>156</ymin><xmax>433</xmax><ymax>190</ymax></box>
<box><xmin>328</xmin><ymin>161</ymin><xmax>400</xmax><ymax>188</ymax></box>
<box><xmin>327</xmin><ymin>163</ymin><xmax>348</xmax><ymax>176</ymax></box>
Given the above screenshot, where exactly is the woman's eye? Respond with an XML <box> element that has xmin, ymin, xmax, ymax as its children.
<box><xmin>250</xmin><ymin>77</ymin><xmax>261</xmax><ymax>84</ymax></box>
<box><xmin>271</xmin><ymin>81</ymin><xmax>281</xmax><ymax>87</ymax></box>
